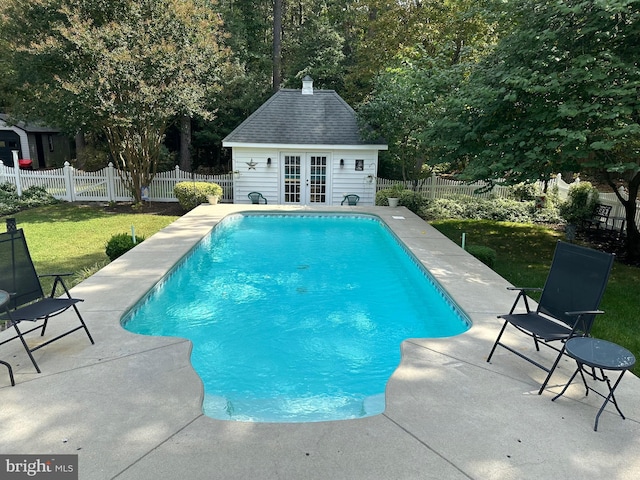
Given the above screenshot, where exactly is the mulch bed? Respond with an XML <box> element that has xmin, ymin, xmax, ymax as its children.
<box><xmin>576</xmin><ymin>229</ymin><xmax>639</xmax><ymax>267</ymax></box>
<box><xmin>73</xmin><ymin>201</ymin><xmax>185</xmax><ymax>216</ymax></box>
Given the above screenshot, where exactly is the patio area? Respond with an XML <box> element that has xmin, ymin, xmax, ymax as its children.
<box><xmin>0</xmin><ymin>204</ymin><xmax>638</xmax><ymax>480</ymax></box>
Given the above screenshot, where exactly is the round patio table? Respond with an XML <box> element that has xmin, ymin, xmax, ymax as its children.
<box><xmin>552</xmin><ymin>337</ymin><xmax>636</xmax><ymax>431</ymax></box>
<box><xmin>0</xmin><ymin>289</ymin><xmax>15</xmax><ymax>386</ymax></box>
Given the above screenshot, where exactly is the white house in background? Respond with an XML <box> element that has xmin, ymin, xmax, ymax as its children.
<box><xmin>222</xmin><ymin>76</ymin><xmax>387</xmax><ymax>206</ymax></box>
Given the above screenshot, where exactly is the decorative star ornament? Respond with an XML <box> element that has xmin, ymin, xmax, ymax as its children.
<box><xmin>246</xmin><ymin>160</ymin><xmax>258</xmax><ymax>170</ymax></box>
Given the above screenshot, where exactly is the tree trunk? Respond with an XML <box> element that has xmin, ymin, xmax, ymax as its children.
<box><xmin>272</xmin><ymin>0</ymin><xmax>282</xmax><ymax>92</ymax></box>
<box><xmin>612</xmin><ymin>171</ymin><xmax>640</xmax><ymax>261</ymax></box>
<box><xmin>179</xmin><ymin>115</ymin><xmax>191</xmax><ymax>172</ymax></box>
<box><xmin>103</xmin><ymin>122</ymin><xmax>164</xmax><ymax>205</ymax></box>
<box><xmin>75</xmin><ymin>131</ymin><xmax>86</xmax><ymax>169</ymax></box>
<box><xmin>623</xmin><ymin>175</ymin><xmax>640</xmax><ymax>261</ymax></box>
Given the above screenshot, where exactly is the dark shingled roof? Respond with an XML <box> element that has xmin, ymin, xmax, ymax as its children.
<box><xmin>0</xmin><ymin>113</ymin><xmax>61</xmax><ymax>134</ymax></box>
<box><xmin>222</xmin><ymin>88</ymin><xmax>384</xmax><ymax>146</ymax></box>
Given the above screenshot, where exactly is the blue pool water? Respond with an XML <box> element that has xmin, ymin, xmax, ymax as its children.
<box><xmin>122</xmin><ymin>213</ymin><xmax>470</xmax><ymax>422</ymax></box>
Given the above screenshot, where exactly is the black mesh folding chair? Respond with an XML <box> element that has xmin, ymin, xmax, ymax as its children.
<box><xmin>487</xmin><ymin>241</ymin><xmax>614</xmax><ymax>394</ymax></box>
<box><xmin>0</xmin><ymin>290</ymin><xmax>15</xmax><ymax>385</ymax></box>
<box><xmin>0</xmin><ymin>228</ymin><xmax>94</xmax><ymax>373</ymax></box>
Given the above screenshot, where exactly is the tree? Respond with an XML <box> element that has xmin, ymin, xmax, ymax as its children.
<box><xmin>358</xmin><ymin>52</ymin><xmax>466</xmax><ymax>180</ymax></box>
<box><xmin>357</xmin><ymin>0</ymin><xmax>502</xmax><ymax>180</ymax></box>
<box><xmin>273</xmin><ymin>0</ymin><xmax>283</xmax><ymax>91</ymax></box>
<box><xmin>282</xmin><ymin>4</ymin><xmax>346</xmax><ymax>91</ymax></box>
<box><xmin>445</xmin><ymin>0</ymin><xmax>640</xmax><ymax>259</ymax></box>
<box><xmin>0</xmin><ymin>0</ymin><xmax>231</xmax><ymax>204</ymax></box>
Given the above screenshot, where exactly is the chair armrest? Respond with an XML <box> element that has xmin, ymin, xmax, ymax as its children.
<box><xmin>504</xmin><ymin>286</ymin><xmax>543</xmax><ymax>315</ymax></box>
<box><xmin>40</xmin><ymin>273</ymin><xmax>74</xmax><ymax>298</ymax></box>
<box><xmin>564</xmin><ymin>310</ymin><xmax>605</xmax><ymax>335</ymax></box>
<box><xmin>565</xmin><ymin>310</ymin><xmax>605</xmax><ymax>316</ymax></box>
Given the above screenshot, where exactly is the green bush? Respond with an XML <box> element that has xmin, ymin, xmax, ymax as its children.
<box><xmin>558</xmin><ymin>181</ymin><xmax>599</xmax><ymax>224</ymax></box>
<box><xmin>466</xmin><ymin>245</ymin><xmax>497</xmax><ymax>268</ymax></box>
<box><xmin>375</xmin><ymin>185</ymin><xmax>426</xmax><ymax>213</ymax></box>
<box><xmin>421</xmin><ymin>195</ymin><xmax>562</xmax><ymax>224</ymax></box>
<box><xmin>375</xmin><ymin>186</ymin><xmax>403</xmax><ymax>206</ymax></box>
<box><xmin>0</xmin><ymin>182</ymin><xmax>58</xmax><ymax>216</ymax></box>
<box><xmin>397</xmin><ymin>190</ymin><xmax>427</xmax><ymax>214</ymax></box>
<box><xmin>531</xmin><ymin>204</ymin><xmax>563</xmax><ymax>224</ymax></box>
<box><xmin>19</xmin><ymin>185</ymin><xmax>59</xmax><ymax>209</ymax></box>
<box><xmin>105</xmin><ymin>232</ymin><xmax>145</xmax><ymax>261</ymax></box>
<box><xmin>173</xmin><ymin>181</ymin><xmax>223</xmax><ymax>211</ymax></box>
<box><xmin>507</xmin><ymin>182</ymin><xmax>540</xmax><ymax>201</ymax></box>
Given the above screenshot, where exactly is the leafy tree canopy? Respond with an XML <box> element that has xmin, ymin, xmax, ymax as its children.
<box><xmin>357</xmin><ymin>0</ymin><xmax>503</xmax><ymax>180</ymax></box>
<box><xmin>445</xmin><ymin>0</ymin><xmax>640</xmax><ymax>258</ymax></box>
<box><xmin>0</xmin><ymin>0</ymin><xmax>232</xmax><ymax>203</ymax></box>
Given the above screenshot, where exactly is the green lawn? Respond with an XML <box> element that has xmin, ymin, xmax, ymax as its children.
<box><xmin>431</xmin><ymin>219</ymin><xmax>640</xmax><ymax>376</ymax></box>
<box><xmin>3</xmin><ymin>202</ymin><xmax>179</xmax><ymax>291</ymax></box>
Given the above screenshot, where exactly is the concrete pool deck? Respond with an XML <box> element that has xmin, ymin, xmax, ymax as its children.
<box><xmin>0</xmin><ymin>204</ymin><xmax>638</xmax><ymax>479</ymax></box>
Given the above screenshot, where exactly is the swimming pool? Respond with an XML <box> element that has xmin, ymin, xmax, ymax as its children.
<box><xmin>122</xmin><ymin>213</ymin><xmax>470</xmax><ymax>422</ymax></box>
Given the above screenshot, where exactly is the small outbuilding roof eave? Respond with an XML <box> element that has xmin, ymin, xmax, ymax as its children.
<box><xmin>0</xmin><ymin>114</ymin><xmax>62</xmax><ymax>134</ymax></box>
<box><xmin>222</xmin><ymin>141</ymin><xmax>388</xmax><ymax>151</ymax></box>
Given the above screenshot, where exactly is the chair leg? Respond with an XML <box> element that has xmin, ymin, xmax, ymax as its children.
<box><xmin>487</xmin><ymin>320</ymin><xmax>509</xmax><ymax>363</ymax></box>
<box><xmin>537</xmin><ymin>344</ymin><xmax>567</xmax><ymax>395</ymax></box>
<box><xmin>40</xmin><ymin>316</ymin><xmax>50</xmax><ymax>336</ymax></box>
<box><xmin>12</xmin><ymin>323</ymin><xmax>41</xmax><ymax>373</ymax></box>
<box><xmin>73</xmin><ymin>304</ymin><xmax>94</xmax><ymax>344</ymax></box>
<box><xmin>533</xmin><ymin>336</ymin><xmax>541</xmax><ymax>352</ymax></box>
<box><xmin>0</xmin><ymin>359</ymin><xmax>15</xmax><ymax>386</ymax></box>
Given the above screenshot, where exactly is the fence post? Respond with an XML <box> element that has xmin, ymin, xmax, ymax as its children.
<box><xmin>430</xmin><ymin>174</ymin><xmax>436</xmax><ymax>200</ymax></box>
<box><xmin>63</xmin><ymin>162</ymin><xmax>74</xmax><ymax>201</ymax></box>
<box><xmin>107</xmin><ymin>163</ymin><xmax>116</xmax><ymax>202</ymax></box>
<box><xmin>11</xmin><ymin>150</ymin><xmax>22</xmax><ymax>196</ymax></box>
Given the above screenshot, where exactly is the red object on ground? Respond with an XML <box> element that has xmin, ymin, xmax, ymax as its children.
<box><xmin>18</xmin><ymin>159</ymin><xmax>33</xmax><ymax>169</ymax></box>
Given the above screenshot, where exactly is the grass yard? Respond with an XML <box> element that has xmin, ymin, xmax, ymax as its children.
<box><xmin>2</xmin><ymin>202</ymin><xmax>179</xmax><ymax>291</ymax></box>
<box><xmin>431</xmin><ymin>219</ymin><xmax>640</xmax><ymax>376</ymax></box>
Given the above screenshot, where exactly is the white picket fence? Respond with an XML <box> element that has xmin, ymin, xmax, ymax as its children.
<box><xmin>379</xmin><ymin>174</ymin><xmax>640</xmax><ymax>230</ymax></box>
<box><xmin>0</xmin><ymin>161</ymin><xmax>234</xmax><ymax>203</ymax></box>
<box><xmin>378</xmin><ymin>176</ymin><xmax>511</xmax><ymax>199</ymax></box>
<box><xmin>2</xmin><ymin>162</ymin><xmax>638</xmax><ymax>229</ymax></box>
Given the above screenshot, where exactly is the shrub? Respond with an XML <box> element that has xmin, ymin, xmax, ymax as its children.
<box><xmin>508</xmin><ymin>182</ymin><xmax>540</xmax><ymax>201</ymax></box>
<box><xmin>422</xmin><ymin>196</ymin><xmax>528</xmax><ymax>222</ymax></box>
<box><xmin>105</xmin><ymin>232</ymin><xmax>145</xmax><ymax>261</ymax></box>
<box><xmin>558</xmin><ymin>181</ymin><xmax>599</xmax><ymax>224</ymax></box>
<box><xmin>375</xmin><ymin>185</ymin><xmax>426</xmax><ymax>213</ymax></box>
<box><xmin>0</xmin><ymin>182</ymin><xmax>58</xmax><ymax>216</ymax></box>
<box><xmin>421</xmin><ymin>195</ymin><xmax>562</xmax><ymax>224</ymax></box>
<box><xmin>20</xmin><ymin>185</ymin><xmax>58</xmax><ymax>208</ymax></box>
<box><xmin>466</xmin><ymin>245</ymin><xmax>497</xmax><ymax>268</ymax></box>
<box><xmin>421</xmin><ymin>197</ymin><xmax>467</xmax><ymax>220</ymax></box>
<box><xmin>0</xmin><ymin>182</ymin><xmax>17</xmax><ymax>197</ymax></box>
<box><xmin>397</xmin><ymin>190</ymin><xmax>427</xmax><ymax>214</ymax></box>
<box><xmin>375</xmin><ymin>186</ymin><xmax>402</xmax><ymax>206</ymax></box>
<box><xmin>174</xmin><ymin>181</ymin><xmax>223</xmax><ymax>211</ymax></box>
<box><xmin>531</xmin><ymin>204</ymin><xmax>563</xmax><ymax>224</ymax></box>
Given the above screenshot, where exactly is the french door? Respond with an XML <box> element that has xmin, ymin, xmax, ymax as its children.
<box><xmin>283</xmin><ymin>154</ymin><xmax>328</xmax><ymax>205</ymax></box>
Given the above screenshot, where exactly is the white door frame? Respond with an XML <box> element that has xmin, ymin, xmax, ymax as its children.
<box><xmin>280</xmin><ymin>152</ymin><xmax>331</xmax><ymax>205</ymax></box>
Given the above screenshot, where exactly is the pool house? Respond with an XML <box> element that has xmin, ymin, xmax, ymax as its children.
<box><xmin>222</xmin><ymin>77</ymin><xmax>388</xmax><ymax>206</ymax></box>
